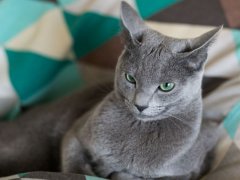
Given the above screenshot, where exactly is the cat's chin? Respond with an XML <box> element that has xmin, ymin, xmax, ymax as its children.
<box><xmin>134</xmin><ymin>114</ymin><xmax>165</xmax><ymax>122</ymax></box>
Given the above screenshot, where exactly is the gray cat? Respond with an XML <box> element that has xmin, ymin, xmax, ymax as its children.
<box><xmin>61</xmin><ymin>2</ymin><xmax>223</xmax><ymax>180</ymax></box>
<box><xmin>0</xmin><ymin>2</ymin><xmax>223</xmax><ymax>179</ymax></box>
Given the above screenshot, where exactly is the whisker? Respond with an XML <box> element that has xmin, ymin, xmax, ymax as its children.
<box><xmin>169</xmin><ymin>118</ymin><xmax>182</xmax><ymax>130</ymax></box>
<box><xmin>123</xmin><ymin>102</ymin><xmax>192</xmax><ymax>130</ymax></box>
<box><xmin>164</xmin><ymin>113</ymin><xmax>191</xmax><ymax>128</ymax></box>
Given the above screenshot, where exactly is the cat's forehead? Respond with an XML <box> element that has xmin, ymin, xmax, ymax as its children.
<box><xmin>139</xmin><ymin>30</ymin><xmax>189</xmax><ymax>54</ymax></box>
<box><xmin>122</xmin><ymin>45</ymin><xmax>191</xmax><ymax>83</ymax></box>
<box><xmin>126</xmin><ymin>30</ymin><xmax>190</xmax><ymax>63</ymax></box>
<box><xmin>128</xmin><ymin>43</ymin><xmax>176</xmax><ymax>68</ymax></box>
<box><xmin>124</xmin><ymin>48</ymin><xmax>182</xmax><ymax>80</ymax></box>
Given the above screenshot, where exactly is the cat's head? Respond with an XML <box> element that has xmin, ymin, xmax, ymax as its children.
<box><xmin>115</xmin><ymin>1</ymin><xmax>222</xmax><ymax>121</ymax></box>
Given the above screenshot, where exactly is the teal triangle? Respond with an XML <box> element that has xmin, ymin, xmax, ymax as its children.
<box><xmin>63</xmin><ymin>11</ymin><xmax>81</xmax><ymax>38</ymax></box>
<box><xmin>6</xmin><ymin>50</ymin><xmax>69</xmax><ymax>105</ymax></box>
<box><xmin>0</xmin><ymin>0</ymin><xmax>55</xmax><ymax>44</ymax></box>
<box><xmin>63</xmin><ymin>11</ymin><xmax>120</xmax><ymax>58</ymax></box>
<box><xmin>136</xmin><ymin>0</ymin><xmax>182</xmax><ymax>18</ymax></box>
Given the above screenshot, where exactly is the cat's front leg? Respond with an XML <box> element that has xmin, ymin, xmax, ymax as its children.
<box><xmin>62</xmin><ymin>129</ymin><xmax>115</xmax><ymax>178</ymax></box>
<box><xmin>61</xmin><ymin>130</ymin><xmax>95</xmax><ymax>175</ymax></box>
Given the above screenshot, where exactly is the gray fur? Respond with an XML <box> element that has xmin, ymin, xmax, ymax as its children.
<box><xmin>62</xmin><ymin>2</ymin><xmax>222</xmax><ymax>180</ymax></box>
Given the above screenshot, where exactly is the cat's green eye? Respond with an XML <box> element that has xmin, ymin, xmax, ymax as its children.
<box><xmin>158</xmin><ymin>83</ymin><xmax>175</xmax><ymax>92</ymax></box>
<box><xmin>125</xmin><ymin>73</ymin><xmax>136</xmax><ymax>84</ymax></box>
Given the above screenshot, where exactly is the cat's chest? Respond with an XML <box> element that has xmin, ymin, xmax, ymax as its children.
<box><xmin>91</xmin><ymin>111</ymin><xmax>163</xmax><ymax>175</ymax></box>
<box><xmin>85</xmin><ymin>99</ymin><xmax>199</xmax><ymax>177</ymax></box>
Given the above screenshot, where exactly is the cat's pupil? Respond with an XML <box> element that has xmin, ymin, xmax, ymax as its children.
<box><xmin>165</xmin><ymin>83</ymin><xmax>171</xmax><ymax>88</ymax></box>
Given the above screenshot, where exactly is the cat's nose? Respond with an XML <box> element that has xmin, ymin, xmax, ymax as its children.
<box><xmin>135</xmin><ymin>104</ymin><xmax>148</xmax><ymax>112</ymax></box>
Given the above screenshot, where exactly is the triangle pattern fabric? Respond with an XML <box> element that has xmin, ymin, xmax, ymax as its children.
<box><xmin>5</xmin><ymin>8</ymin><xmax>73</xmax><ymax>60</ymax></box>
<box><xmin>6</xmin><ymin>49</ymin><xmax>70</xmax><ymax>105</ymax></box>
<box><xmin>63</xmin><ymin>0</ymin><xmax>137</xmax><ymax>17</ymax></box>
<box><xmin>63</xmin><ymin>11</ymin><xmax>119</xmax><ymax>58</ymax></box>
<box><xmin>0</xmin><ymin>0</ymin><xmax>55</xmax><ymax>44</ymax></box>
<box><xmin>136</xmin><ymin>0</ymin><xmax>182</xmax><ymax>18</ymax></box>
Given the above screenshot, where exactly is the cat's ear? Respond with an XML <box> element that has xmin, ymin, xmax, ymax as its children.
<box><xmin>184</xmin><ymin>26</ymin><xmax>222</xmax><ymax>70</ymax></box>
<box><xmin>120</xmin><ymin>1</ymin><xmax>147</xmax><ymax>45</ymax></box>
<box><xmin>188</xmin><ymin>26</ymin><xmax>223</xmax><ymax>53</ymax></box>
